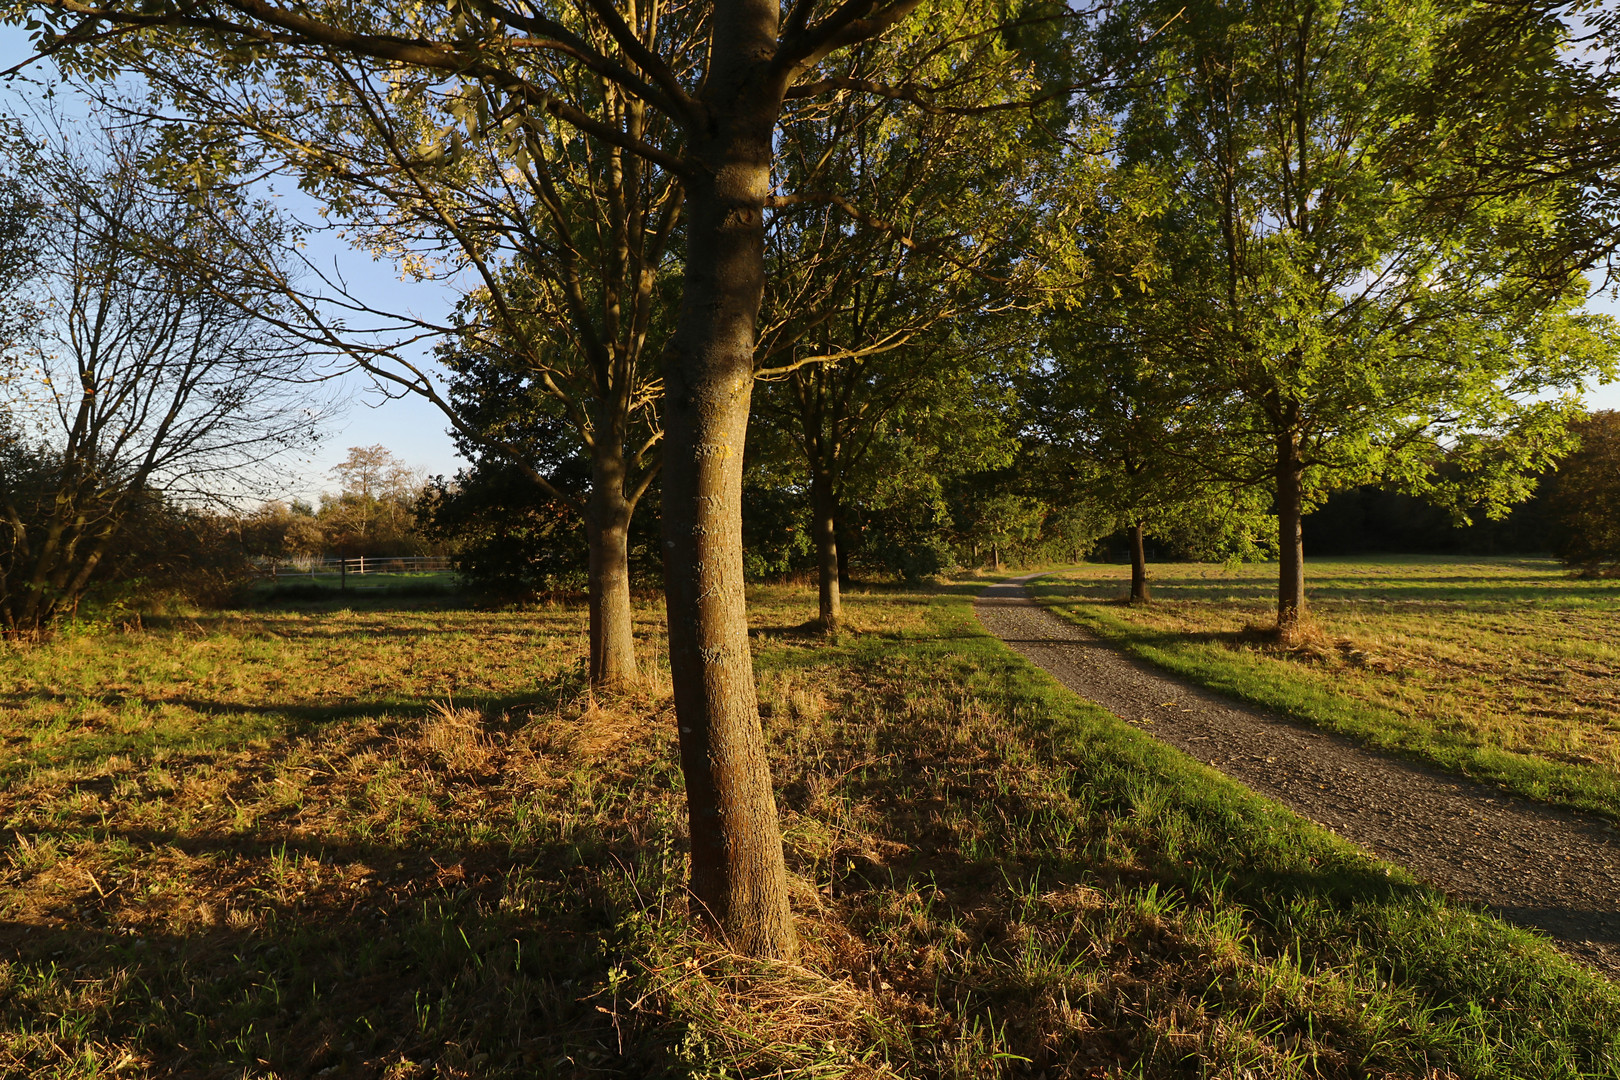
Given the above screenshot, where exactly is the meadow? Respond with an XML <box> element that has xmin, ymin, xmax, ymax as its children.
<box><xmin>1030</xmin><ymin>557</ymin><xmax>1620</xmax><ymax>820</ymax></box>
<box><xmin>244</xmin><ymin>571</ymin><xmax>462</xmax><ymax>604</ymax></box>
<box><xmin>0</xmin><ymin>578</ymin><xmax>1616</xmax><ymax>1078</ymax></box>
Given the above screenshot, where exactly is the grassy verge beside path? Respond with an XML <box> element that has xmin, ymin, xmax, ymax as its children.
<box><xmin>0</xmin><ymin>581</ymin><xmax>1615</xmax><ymax>1076</ymax></box>
<box><xmin>1029</xmin><ymin>557</ymin><xmax>1620</xmax><ymax>823</ymax></box>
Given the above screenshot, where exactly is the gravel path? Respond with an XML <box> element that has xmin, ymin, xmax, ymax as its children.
<box><xmin>975</xmin><ymin>576</ymin><xmax>1620</xmax><ymax>979</ymax></box>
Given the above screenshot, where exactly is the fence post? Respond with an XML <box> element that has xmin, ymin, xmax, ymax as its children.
<box><xmin>341</xmin><ymin>557</ymin><xmax>347</xmax><ymax>592</ymax></box>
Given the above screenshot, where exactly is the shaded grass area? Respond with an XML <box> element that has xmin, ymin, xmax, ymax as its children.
<box><xmin>244</xmin><ymin>571</ymin><xmax>462</xmax><ymax>604</ymax></box>
<box><xmin>1029</xmin><ymin>558</ymin><xmax>1620</xmax><ymax>821</ymax></box>
<box><xmin>0</xmin><ymin>584</ymin><xmax>1615</xmax><ymax>1077</ymax></box>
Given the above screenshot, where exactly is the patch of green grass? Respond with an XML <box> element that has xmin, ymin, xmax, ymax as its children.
<box><xmin>245</xmin><ymin>570</ymin><xmax>462</xmax><ymax>604</ymax></box>
<box><xmin>1030</xmin><ymin>558</ymin><xmax>1620</xmax><ymax>820</ymax></box>
<box><xmin>0</xmin><ymin>579</ymin><xmax>1614</xmax><ymax>1077</ymax></box>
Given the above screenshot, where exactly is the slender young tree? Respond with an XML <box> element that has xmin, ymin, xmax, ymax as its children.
<box><xmin>88</xmin><ymin>38</ymin><xmax>683</xmax><ymax>689</ymax></box>
<box><xmin>1031</xmin><ymin>161</ymin><xmax>1270</xmax><ymax>602</ymax></box>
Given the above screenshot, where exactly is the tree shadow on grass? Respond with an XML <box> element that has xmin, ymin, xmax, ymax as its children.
<box><xmin>795</xmin><ymin>753</ymin><xmax>1443</xmax><ymax>1075</ymax></box>
<box><xmin>1035</xmin><ymin>571</ymin><xmax>1620</xmax><ymax>608</ymax></box>
<box><xmin>748</xmin><ymin>620</ymin><xmax>830</xmax><ymax>639</ymax></box>
<box><xmin>0</xmin><ymin>689</ymin><xmax>594</xmax><ymax>785</ymax></box>
<box><xmin>0</xmin><ymin>829</ymin><xmax>687</xmax><ymax>1078</ymax></box>
<box><xmin>0</xmin><ymin>676</ymin><xmax>701</xmax><ymax>1079</ymax></box>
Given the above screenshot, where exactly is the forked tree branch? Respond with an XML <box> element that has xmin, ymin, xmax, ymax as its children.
<box><xmin>773</xmin><ymin>0</ymin><xmax>926</xmax><ymax>81</ymax></box>
<box><xmin>575</xmin><ymin>0</ymin><xmax>696</xmax><ymax>121</ymax></box>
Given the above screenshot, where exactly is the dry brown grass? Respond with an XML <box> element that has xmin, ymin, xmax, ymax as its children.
<box><xmin>0</xmin><ymin>583</ymin><xmax>1613</xmax><ymax>1077</ymax></box>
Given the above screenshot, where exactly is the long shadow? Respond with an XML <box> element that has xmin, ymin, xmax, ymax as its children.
<box><xmin>0</xmin><ymin>829</ymin><xmax>681</xmax><ymax>1077</ymax></box>
<box><xmin>210</xmin><ymin>620</ymin><xmax>585</xmax><ymax>643</ymax></box>
<box><xmin>748</xmin><ymin>620</ymin><xmax>829</xmax><ymax>639</ymax></box>
<box><xmin>125</xmin><ymin>612</ymin><xmax>591</xmax><ymax>645</ymax></box>
<box><xmin>1494</xmin><ymin>908</ymin><xmax>1620</xmax><ymax>944</ymax></box>
<box><xmin>1034</xmin><ymin>573</ymin><xmax>1620</xmax><ymax>607</ymax></box>
<box><xmin>0</xmin><ymin>690</ymin><xmax>565</xmax><ymax>727</ymax></box>
<box><xmin>0</xmin><ymin>691</ymin><xmax>580</xmax><ymax>782</ymax></box>
<box><xmin>0</xmin><ymin>674</ymin><xmax>684</xmax><ymax>1075</ymax></box>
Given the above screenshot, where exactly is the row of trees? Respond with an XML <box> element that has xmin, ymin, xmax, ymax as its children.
<box><xmin>1032</xmin><ymin>0</ymin><xmax>1617</xmax><ymax>617</ymax></box>
<box><xmin>6</xmin><ymin>0</ymin><xmax>1620</xmax><ymax>956</ymax></box>
<box><xmin>240</xmin><ymin>446</ymin><xmax>439</xmax><ymax>561</ymax></box>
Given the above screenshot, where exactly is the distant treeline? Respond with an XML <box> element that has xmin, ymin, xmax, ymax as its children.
<box><xmin>1091</xmin><ymin>480</ymin><xmax>1551</xmax><ymax>562</ymax></box>
<box><xmin>1303</xmin><ymin>485</ymin><xmax>1550</xmax><ymax>556</ymax></box>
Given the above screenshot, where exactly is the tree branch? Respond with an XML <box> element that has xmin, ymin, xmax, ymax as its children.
<box><xmin>31</xmin><ymin>0</ymin><xmax>694</xmax><ymax>175</ymax></box>
<box><xmin>574</xmin><ymin>0</ymin><xmax>696</xmax><ymax>123</ymax></box>
<box><xmin>773</xmin><ymin>0</ymin><xmax>926</xmax><ymax>81</ymax></box>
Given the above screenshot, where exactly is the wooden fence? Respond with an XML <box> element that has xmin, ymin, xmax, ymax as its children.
<box><xmin>253</xmin><ymin>555</ymin><xmax>453</xmax><ymax>583</ymax></box>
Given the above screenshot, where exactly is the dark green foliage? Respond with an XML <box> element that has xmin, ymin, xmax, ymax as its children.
<box><xmin>108</xmin><ymin>499</ymin><xmax>256</xmax><ymax>610</ymax></box>
<box><xmin>417</xmin><ymin>461</ymin><xmax>590</xmax><ymax>595</ymax></box>
<box><xmin>859</xmin><ymin>513</ymin><xmax>957</xmax><ymax>582</ymax></box>
<box><xmin>739</xmin><ymin>474</ymin><xmax>813</xmax><ymax>582</ymax></box>
<box><xmin>0</xmin><ymin>427</ymin><xmax>251</xmax><ymax>624</ymax></box>
<box><xmin>1306</xmin><ymin>483</ymin><xmax>1552</xmax><ymax>556</ymax></box>
<box><xmin>1548</xmin><ymin>410</ymin><xmax>1620</xmax><ymax>575</ymax></box>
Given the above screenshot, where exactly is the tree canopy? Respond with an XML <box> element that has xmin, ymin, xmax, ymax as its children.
<box><xmin>1090</xmin><ymin>0</ymin><xmax>1619</xmax><ymax>628</ymax></box>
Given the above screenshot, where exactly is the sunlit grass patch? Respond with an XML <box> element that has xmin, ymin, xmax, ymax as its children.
<box><xmin>1031</xmin><ymin>557</ymin><xmax>1620</xmax><ymax>819</ymax></box>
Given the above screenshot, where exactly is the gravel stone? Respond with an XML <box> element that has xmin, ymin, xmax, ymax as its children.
<box><xmin>976</xmin><ymin>576</ymin><xmax>1620</xmax><ymax>978</ymax></box>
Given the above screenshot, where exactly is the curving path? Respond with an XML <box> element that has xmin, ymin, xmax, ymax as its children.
<box><xmin>975</xmin><ymin>575</ymin><xmax>1620</xmax><ymax>979</ymax></box>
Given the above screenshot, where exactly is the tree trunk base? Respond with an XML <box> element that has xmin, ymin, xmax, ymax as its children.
<box><xmin>1273</xmin><ymin>616</ymin><xmax>1325</xmax><ymax>649</ymax></box>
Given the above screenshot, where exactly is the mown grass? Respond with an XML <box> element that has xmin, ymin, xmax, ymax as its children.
<box><xmin>243</xmin><ymin>571</ymin><xmax>462</xmax><ymax>604</ymax></box>
<box><xmin>0</xmin><ymin>580</ymin><xmax>1615</xmax><ymax>1077</ymax></box>
<box><xmin>1029</xmin><ymin>557</ymin><xmax>1620</xmax><ymax>821</ymax></box>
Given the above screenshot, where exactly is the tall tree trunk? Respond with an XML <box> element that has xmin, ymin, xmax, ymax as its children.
<box><xmin>1276</xmin><ymin>427</ymin><xmax>1307</xmax><ymax>630</ymax></box>
<box><xmin>835</xmin><ymin>514</ymin><xmax>851</xmax><ymax>590</ymax></box>
<box><xmin>586</xmin><ymin>451</ymin><xmax>638</xmax><ymax>689</ymax></box>
<box><xmin>991</xmin><ymin>542</ymin><xmax>1000</xmax><ymax>571</ymax></box>
<box><xmin>1129</xmin><ymin>521</ymin><xmax>1150</xmax><ymax>603</ymax></box>
<box><xmin>810</xmin><ymin>468</ymin><xmax>839</xmax><ymax>631</ymax></box>
<box><xmin>660</xmin><ymin>42</ymin><xmax>797</xmax><ymax>959</ymax></box>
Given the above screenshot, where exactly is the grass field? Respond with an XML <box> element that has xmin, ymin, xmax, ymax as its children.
<box><xmin>1030</xmin><ymin>557</ymin><xmax>1620</xmax><ymax>821</ymax></box>
<box><xmin>1</xmin><ymin>580</ymin><xmax>1617</xmax><ymax>1077</ymax></box>
<box><xmin>243</xmin><ymin>570</ymin><xmax>462</xmax><ymax>604</ymax></box>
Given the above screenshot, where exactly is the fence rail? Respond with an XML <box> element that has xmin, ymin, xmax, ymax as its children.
<box><xmin>252</xmin><ymin>555</ymin><xmax>453</xmax><ymax>581</ymax></box>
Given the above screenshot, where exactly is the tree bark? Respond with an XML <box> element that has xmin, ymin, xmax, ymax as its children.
<box><xmin>810</xmin><ymin>468</ymin><xmax>840</xmax><ymax>631</ymax></box>
<box><xmin>660</xmin><ymin>23</ymin><xmax>797</xmax><ymax>959</ymax></box>
<box><xmin>835</xmin><ymin>518</ymin><xmax>851</xmax><ymax>590</ymax></box>
<box><xmin>1129</xmin><ymin>520</ymin><xmax>1150</xmax><ymax>603</ymax></box>
<box><xmin>1276</xmin><ymin>428</ymin><xmax>1307</xmax><ymax>630</ymax></box>
<box><xmin>586</xmin><ymin>450</ymin><xmax>639</xmax><ymax>689</ymax></box>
